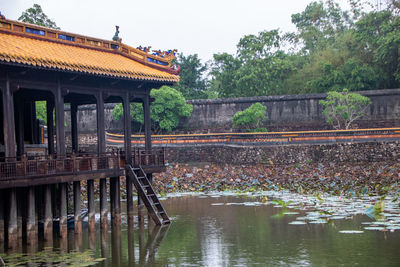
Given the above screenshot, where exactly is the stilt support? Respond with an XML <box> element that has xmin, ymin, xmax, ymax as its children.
<box><xmin>87</xmin><ymin>180</ymin><xmax>95</xmax><ymax>232</ymax></box>
<box><xmin>59</xmin><ymin>183</ymin><xmax>68</xmax><ymax>238</ymax></box>
<box><xmin>74</xmin><ymin>181</ymin><xmax>82</xmax><ymax>234</ymax></box>
<box><xmin>100</xmin><ymin>178</ymin><xmax>108</xmax><ymax>230</ymax></box>
<box><xmin>110</xmin><ymin>177</ymin><xmax>121</xmax><ymax>226</ymax></box>
<box><xmin>26</xmin><ymin>187</ymin><xmax>37</xmax><ymax>245</ymax></box>
<box><xmin>8</xmin><ymin>188</ymin><xmax>17</xmax><ymax>249</ymax></box>
<box><xmin>44</xmin><ymin>185</ymin><xmax>53</xmax><ymax>242</ymax></box>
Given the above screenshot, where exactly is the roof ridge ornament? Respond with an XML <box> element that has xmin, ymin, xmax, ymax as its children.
<box><xmin>112</xmin><ymin>25</ymin><xmax>121</xmax><ymax>43</ymax></box>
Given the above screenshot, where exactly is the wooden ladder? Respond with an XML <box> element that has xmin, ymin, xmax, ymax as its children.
<box><xmin>125</xmin><ymin>164</ymin><xmax>170</xmax><ymax>225</ymax></box>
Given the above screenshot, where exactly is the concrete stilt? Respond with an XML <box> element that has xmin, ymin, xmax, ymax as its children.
<box><xmin>8</xmin><ymin>188</ymin><xmax>18</xmax><ymax>249</ymax></box>
<box><xmin>43</xmin><ymin>185</ymin><xmax>53</xmax><ymax>243</ymax></box>
<box><xmin>100</xmin><ymin>178</ymin><xmax>108</xmax><ymax>230</ymax></box>
<box><xmin>110</xmin><ymin>177</ymin><xmax>121</xmax><ymax>226</ymax></box>
<box><xmin>87</xmin><ymin>179</ymin><xmax>95</xmax><ymax>233</ymax></box>
<box><xmin>26</xmin><ymin>187</ymin><xmax>37</xmax><ymax>246</ymax></box>
<box><xmin>126</xmin><ymin>175</ymin><xmax>134</xmax><ymax>224</ymax></box>
<box><xmin>73</xmin><ymin>181</ymin><xmax>82</xmax><ymax>234</ymax></box>
<box><xmin>59</xmin><ymin>183</ymin><xmax>68</xmax><ymax>239</ymax></box>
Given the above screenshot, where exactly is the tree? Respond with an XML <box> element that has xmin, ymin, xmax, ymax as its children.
<box><xmin>112</xmin><ymin>86</ymin><xmax>193</xmax><ymax>133</ymax></box>
<box><xmin>232</xmin><ymin>103</ymin><xmax>267</xmax><ymax>132</ymax></box>
<box><xmin>174</xmin><ymin>54</ymin><xmax>208</xmax><ymax>99</ymax></box>
<box><xmin>319</xmin><ymin>89</ymin><xmax>372</xmax><ymax>129</ymax></box>
<box><xmin>18</xmin><ymin>4</ymin><xmax>60</xmax><ymax>29</ymax></box>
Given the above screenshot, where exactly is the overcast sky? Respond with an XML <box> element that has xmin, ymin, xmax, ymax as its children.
<box><xmin>2</xmin><ymin>0</ymin><xmax>351</xmax><ymax>63</ymax></box>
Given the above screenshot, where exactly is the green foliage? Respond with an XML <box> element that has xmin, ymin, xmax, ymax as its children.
<box><xmin>35</xmin><ymin>101</ymin><xmax>47</xmax><ymax>123</ymax></box>
<box><xmin>112</xmin><ymin>86</ymin><xmax>193</xmax><ymax>133</ymax></box>
<box><xmin>210</xmin><ymin>1</ymin><xmax>400</xmax><ymax>98</ymax></box>
<box><xmin>174</xmin><ymin>53</ymin><xmax>208</xmax><ymax>99</ymax></box>
<box><xmin>319</xmin><ymin>89</ymin><xmax>372</xmax><ymax>129</ymax></box>
<box><xmin>232</xmin><ymin>103</ymin><xmax>267</xmax><ymax>132</ymax></box>
<box><xmin>18</xmin><ymin>4</ymin><xmax>60</xmax><ymax>29</ymax></box>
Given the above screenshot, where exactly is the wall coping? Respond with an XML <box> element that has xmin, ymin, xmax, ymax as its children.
<box><xmin>187</xmin><ymin>88</ymin><xmax>400</xmax><ymax>105</ymax></box>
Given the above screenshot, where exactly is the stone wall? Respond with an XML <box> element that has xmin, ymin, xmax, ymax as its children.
<box><xmin>69</xmin><ymin>88</ymin><xmax>400</xmax><ymax>133</ymax></box>
<box><xmin>165</xmin><ymin>141</ymin><xmax>400</xmax><ymax>165</ymax></box>
<box><xmin>182</xmin><ymin>89</ymin><xmax>400</xmax><ymax>132</ymax></box>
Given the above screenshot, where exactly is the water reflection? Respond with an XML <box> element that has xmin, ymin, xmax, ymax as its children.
<box><xmin>3</xmin><ymin>194</ymin><xmax>400</xmax><ymax>266</ymax></box>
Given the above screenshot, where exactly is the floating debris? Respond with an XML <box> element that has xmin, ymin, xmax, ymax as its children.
<box><xmin>339</xmin><ymin>230</ymin><xmax>364</xmax><ymax>234</ymax></box>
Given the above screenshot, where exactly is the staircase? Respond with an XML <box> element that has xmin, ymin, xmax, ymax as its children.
<box><xmin>125</xmin><ymin>165</ymin><xmax>170</xmax><ymax>225</ymax></box>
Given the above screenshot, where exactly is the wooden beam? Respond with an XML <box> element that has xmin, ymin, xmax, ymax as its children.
<box><xmin>143</xmin><ymin>93</ymin><xmax>152</xmax><ymax>151</ymax></box>
<box><xmin>15</xmin><ymin>96</ymin><xmax>24</xmax><ymax>157</ymax></box>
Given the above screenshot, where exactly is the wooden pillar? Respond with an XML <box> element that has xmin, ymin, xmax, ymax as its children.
<box><xmin>0</xmin><ymin>190</ymin><xmax>4</xmax><ymax>246</ymax></box>
<box><xmin>96</xmin><ymin>92</ymin><xmax>105</xmax><ymax>154</ymax></box>
<box><xmin>73</xmin><ymin>181</ymin><xmax>82</xmax><ymax>234</ymax></box>
<box><xmin>7</xmin><ymin>189</ymin><xmax>17</xmax><ymax>249</ymax></box>
<box><xmin>43</xmin><ymin>185</ymin><xmax>53</xmax><ymax>242</ymax></box>
<box><xmin>71</xmin><ymin>103</ymin><xmax>78</xmax><ymax>153</ymax></box>
<box><xmin>59</xmin><ymin>183</ymin><xmax>68</xmax><ymax>238</ymax></box>
<box><xmin>123</xmin><ymin>93</ymin><xmax>132</xmax><ymax>164</ymax></box>
<box><xmin>55</xmin><ymin>82</ymin><xmax>65</xmax><ymax>156</ymax></box>
<box><xmin>87</xmin><ymin>180</ymin><xmax>95</xmax><ymax>232</ymax></box>
<box><xmin>143</xmin><ymin>93</ymin><xmax>152</xmax><ymax>151</ymax></box>
<box><xmin>110</xmin><ymin>177</ymin><xmax>121</xmax><ymax>226</ymax></box>
<box><xmin>15</xmin><ymin>97</ymin><xmax>25</xmax><ymax>157</ymax></box>
<box><xmin>46</xmin><ymin>100</ymin><xmax>55</xmax><ymax>155</ymax></box>
<box><xmin>2</xmin><ymin>76</ymin><xmax>16</xmax><ymax>158</ymax></box>
<box><xmin>26</xmin><ymin>186</ymin><xmax>37</xmax><ymax>245</ymax></box>
<box><xmin>100</xmin><ymin>178</ymin><xmax>108</xmax><ymax>229</ymax></box>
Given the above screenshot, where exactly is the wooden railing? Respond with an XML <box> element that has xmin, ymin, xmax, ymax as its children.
<box><xmin>0</xmin><ymin>148</ymin><xmax>166</xmax><ymax>181</ymax></box>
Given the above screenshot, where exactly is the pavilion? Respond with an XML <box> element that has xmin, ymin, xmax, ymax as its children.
<box><xmin>0</xmin><ymin>17</ymin><xmax>178</xmax><ymax>249</ymax></box>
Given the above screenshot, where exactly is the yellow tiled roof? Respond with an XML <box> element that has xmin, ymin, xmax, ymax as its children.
<box><xmin>0</xmin><ymin>31</ymin><xmax>179</xmax><ymax>83</ymax></box>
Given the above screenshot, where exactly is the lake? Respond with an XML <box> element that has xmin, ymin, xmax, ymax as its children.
<box><xmin>3</xmin><ymin>192</ymin><xmax>400</xmax><ymax>266</ymax></box>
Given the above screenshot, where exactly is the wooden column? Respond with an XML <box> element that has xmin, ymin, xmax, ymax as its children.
<box><xmin>73</xmin><ymin>181</ymin><xmax>82</xmax><ymax>234</ymax></box>
<box><xmin>71</xmin><ymin>103</ymin><xmax>78</xmax><ymax>153</ymax></box>
<box><xmin>26</xmin><ymin>187</ymin><xmax>37</xmax><ymax>245</ymax></box>
<box><xmin>87</xmin><ymin>180</ymin><xmax>95</xmax><ymax>232</ymax></box>
<box><xmin>100</xmin><ymin>178</ymin><xmax>108</xmax><ymax>230</ymax></box>
<box><xmin>7</xmin><ymin>189</ymin><xmax>17</xmax><ymax>249</ymax></box>
<box><xmin>15</xmin><ymin>97</ymin><xmax>25</xmax><ymax>157</ymax></box>
<box><xmin>55</xmin><ymin>82</ymin><xmax>65</xmax><ymax>156</ymax></box>
<box><xmin>96</xmin><ymin>92</ymin><xmax>108</xmax><ymax>230</ymax></box>
<box><xmin>123</xmin><ymin>93</ymin><xmax>134</xmax><ymax>223</ymax></box>
<box><xmin>46</xmin><ymin>100</ymin><xmax>55</xmax><ymax>155</ymax></box>
<box><xmin>59</xmin><ymin>183</ymin><xmax>68</xmax><ymax>238</ymax></box>
<box><xmin>143</xmin><ymin>93</ymin><xmax>152</xmax><ymax>151</ymax></box>
<box><xmin>96</xmin><ymin>92</ymin><xmax>105</xmax><ymax>154</ymax></box>
<box><xmin>43</xmin><ymin>185</ymin><xmax>53</xmax><ymax>242</ymax></box>
<box><xmin>2</xmin><ymin>76</ymin><xmax>16</xmax><ymax>158</ymax></box>
<box><xmin>110</xmin><ymin>177</ymin><xmax>121</xmax><ymax>226</ymax></box>
<box><xmin>0</xmin><ymin>190</ymin><xmax>4</xmax><ymax>246</ymax></box>
<box><xmin>123</xmin><ymin>93</ymin><xmax>132</xmax><ymax>164</ymax></box>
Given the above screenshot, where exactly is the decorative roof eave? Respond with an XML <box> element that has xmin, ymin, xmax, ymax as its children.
<box><xmin>0</xmin><ymin>18</ymin><xmax>180</xmax><ymax>78</ymax></box>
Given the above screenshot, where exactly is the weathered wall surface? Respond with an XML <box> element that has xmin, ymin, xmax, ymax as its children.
<box><xmin>182</xmin><ymin>89</ymin><xmax>400</xmax><ymax>131</ymax></box>
<box><xmin>165</xmin><ymin>141</ymin><xmax>400</xmax><ymax>165</ymax></box>
<box><xmin>69</xmin><ymin>88</ymin><xmax>400</xmax><ymax>133</ymax></box>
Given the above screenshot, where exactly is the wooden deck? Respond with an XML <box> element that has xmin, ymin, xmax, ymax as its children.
<box><xmin>0</xmin><ymin>148</ymin><xmax>165</xmax><ymax>189</ymax></box>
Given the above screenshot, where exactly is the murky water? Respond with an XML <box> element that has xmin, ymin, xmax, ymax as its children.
<box><xmin>3</xmin><ymin>193</ymin><xmax>400</xmax><ymax>266</ymax></box>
